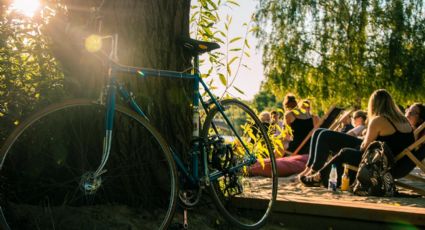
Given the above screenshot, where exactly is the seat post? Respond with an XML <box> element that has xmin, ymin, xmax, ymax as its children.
<box><xmin>192</xmin><ymin>52</ymin><xmax>201</xmax><ymax>138</ymax></box>
<box><xmin>193</xmin><ymin>54</ymin><xmax>200</xmax><ymax>75</ymax></box>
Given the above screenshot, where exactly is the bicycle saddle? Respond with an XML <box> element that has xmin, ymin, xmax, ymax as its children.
<box><xmin>178</xmin><ymin>36</ymin><xmax>220</xmax><ymax>54</ymax></box>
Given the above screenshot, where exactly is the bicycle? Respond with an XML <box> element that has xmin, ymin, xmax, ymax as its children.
<box><xmin>0</xmin><ymin>32</ymin><xmax>278</xmax><ymax>229</ymax></box>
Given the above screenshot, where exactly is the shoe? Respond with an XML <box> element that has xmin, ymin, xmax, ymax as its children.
<box><xmin>298</xmin><ymin>167</ymin><xmax>311</xmax><ymax>178</ymax></box>
<box><xmin>300</xmin><ymin>173</ymin><xmax>321</xmax><ymax>187</ymax></box>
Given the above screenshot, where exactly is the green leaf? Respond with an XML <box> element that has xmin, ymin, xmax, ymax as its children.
<box><xmin>202</xmin><ymin>27</ymin><xmax>213</xmax><ymax>36</ymax></box>
<box><xmin>227</xmin><ymin>0</ymin><xmax>240</xmax><ymax>7</ymax></box>
<box><xmin>233</xmin><ymin>86</ymin><xmax>245</xmax><ymax>95</ymax></box>
<box><xmin>218</xmin><ymin>73</ymin><xmax>227</xmax><ymax>86</ymax></box>
<box><xmin>226</xmin><ymin>64</ymin><xmax>232</xmax><ymax>76</ymax></box>
<box><xmin>244</xmin><ymin>39</ymin><xmax>251</xmax><ymax>49</ymax></box>
<box><xmin>228</xmin><ymin>56</ymin><xmax>238</xmax><ymax>65</ymax></box>
<box><xmin>206</xmin><ymin>0</ymin><xmax>218</xmax><ymax>10</ymax></box>
<box><xmin>190</xmin><ymin>12</ymin><xmax>199</xmax><ymax>22</ymax></box>
<box><xmin>229</xmin><ymin>37</ymin><xmax>242</xmax><ymax>44</ymax></box>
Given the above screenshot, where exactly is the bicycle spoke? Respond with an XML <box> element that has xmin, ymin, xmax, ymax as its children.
<box><xmin>0</xmin><ymin>100</ymin><xmax>177</xmax><ymax>230</ymax></box>
<box><xmin>202</xmin><ymin>99</ymin><xmax>277</xmax><ymax>229</ymax></box>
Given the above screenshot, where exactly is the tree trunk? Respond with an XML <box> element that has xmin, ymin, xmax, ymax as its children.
<box><xmin>46</xmin><ymin>0</ymin><xmax>193</xmax><ymax>157</ymax></box>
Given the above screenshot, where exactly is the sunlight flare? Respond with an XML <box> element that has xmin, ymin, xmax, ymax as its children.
<box><xmin>85</xmin><ymin>35</ymin><xmax>103</xmax><ymax>53</ymax></box>
<box><xmin>9</xmin><ymin>0</ymin><xmax>40</xmax><ymax>17</ymax></box>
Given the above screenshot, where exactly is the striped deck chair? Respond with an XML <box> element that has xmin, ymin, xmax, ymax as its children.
<box><xmin>329</xmin><ymin>109</ymin><xmax>355</xmax><ymax>131</ymax></box>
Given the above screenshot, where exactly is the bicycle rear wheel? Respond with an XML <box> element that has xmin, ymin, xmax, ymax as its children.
<box><xmin>201</xmin><ymin>99</ymin><xmax>277</xmax><ymax>229</ymax></box>
<box><xmin>0</xmin><ymin>99</ymin><xmax>177</xmax><ymax>230</ymax></box>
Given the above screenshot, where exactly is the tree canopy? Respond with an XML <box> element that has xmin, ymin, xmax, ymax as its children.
<box><xmin>255</xmin><ymin>0</ymin><xmax>425</xmax><ymax>111</ymax></box>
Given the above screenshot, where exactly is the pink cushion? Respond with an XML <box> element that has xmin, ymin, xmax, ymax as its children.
<box><xmin>249</xmin><ymin>154</ymin><xmax>308</xmax><ymax>177</ymax></box>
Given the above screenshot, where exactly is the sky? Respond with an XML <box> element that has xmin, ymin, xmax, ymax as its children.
<box><xmin>196</xmin><ymin>0</ymin><xmax>264</xmax><ymax>101</ymax></box>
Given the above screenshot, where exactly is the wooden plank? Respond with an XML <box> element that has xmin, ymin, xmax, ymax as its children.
<box><xmin>233</xmin><ymin>196</ymin><xmax>425</xmax><ymax>226</ymax></box>
<box><xmin>414</xmin><ymin>122</ymin><xmax>425</xmax><ymax>139</ymax></box>
<box><xmin>395</xmin><ymin>180</ymin><xmax>425</xmax><ymax>196</ymax></box>
<box><xmin>404</xmin><ymin>174</ymin><xmax>425</xmax><ymax>183</ymax></box>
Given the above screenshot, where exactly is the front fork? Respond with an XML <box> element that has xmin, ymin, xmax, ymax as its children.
<box><xmin>81</xmin><ymin>76</ymin><xmax>117</xmax><ymax>194</ymax></box>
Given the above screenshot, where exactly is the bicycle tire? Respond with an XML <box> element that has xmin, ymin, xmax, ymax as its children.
<box><xmin>201</xmin><ymin>99</ymin><xmax>278</xmax><ymax>229</ymax></box>
<box><xmin>0</xmin><ymin>99</ymin><xmax>178</xmax><ymax>230</ymax></box>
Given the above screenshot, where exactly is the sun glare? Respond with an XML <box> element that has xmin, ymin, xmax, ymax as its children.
<box><xmin>10</xmin><ymin>0</ymin><xmax>40</xmax><ymax>17</ymax></box>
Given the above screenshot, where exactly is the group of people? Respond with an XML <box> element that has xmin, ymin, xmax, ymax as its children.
<box><xmin>249</xmin><ymin>89</ymin><xmax>425</xmax><ymax>192</ymax></box>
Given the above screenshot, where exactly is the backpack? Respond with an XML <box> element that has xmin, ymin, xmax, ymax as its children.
<box><xmin>353</xmin><ymin>141</ymin><xmax>396</xmax><ymax>197</ymax></box>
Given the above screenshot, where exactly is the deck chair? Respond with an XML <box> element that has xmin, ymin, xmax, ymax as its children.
<box><xmin>414</xmin><ymin>122</ymin><xmax>425</xmax><ymax>140</ymax></box>
<box><xmin>329</xmin><ymin>109</ymin><xmax>355</xmax><ymax>131</ymax></box>
<box><xmin>286</xmin><ymin>105</ymin><xmax>344</xmax><ymax>156</ymax></box>
<box><xmin>344</xmin><ymin>132</ymin><xmax>425</xmax><ymax>196</ymax></box>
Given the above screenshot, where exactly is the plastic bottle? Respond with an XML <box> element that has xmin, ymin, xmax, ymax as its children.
<box><xmin>328</xmin><ymin>164</ymin><xmax>337</xmax><ymax>192</ymax></box>
<box><xmin>341</xmin><ymin>165</ymin><xmax>350</xmax><ymax>191</ymax></box>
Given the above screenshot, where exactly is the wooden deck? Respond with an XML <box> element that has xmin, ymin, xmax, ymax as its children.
<box><xmin>237</xmin><ymin>176</ymin><xmax>425</xmax><ymax>229</ymax></box>
<box><xmin>235</xmin><ymin>196</ymin><xmax>425</xmax><ymax>229</ymax></box>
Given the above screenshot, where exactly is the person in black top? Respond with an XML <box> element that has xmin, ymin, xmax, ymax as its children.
<box><xmin>284</xmin><ymin>94</ymin><xmax>316</xmax><ymax>154</ymax></box>
<box><xmin>301</xmin><ymin>89</ymin><xmax>414</xmax><ymax>187</ymax></box>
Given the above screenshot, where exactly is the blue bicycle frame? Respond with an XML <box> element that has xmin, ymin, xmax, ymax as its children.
<box><xmin>96</xmin><ymin>49</ymin><xmax>257</xmax><ymax>189</ymax></box>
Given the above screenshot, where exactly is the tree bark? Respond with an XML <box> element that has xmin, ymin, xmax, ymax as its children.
<box><xmin>46</xmin><ymin>0</ymin><xmax>193</xmax><ymax>156</ymax></box>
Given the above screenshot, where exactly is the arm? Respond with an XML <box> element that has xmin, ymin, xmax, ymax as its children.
<box><xmin>313</xmin><ymin>115</ymin><xmax>320</xmax><ymax>128</ymax></box>
<box><xmin>360</xmin><ymin>117</ymin><xmax>381</xmax><ymax>151</ymax></box>
<box><xmin>346</xmin><ymin>125</ymin><xmax>365</xmax><ymax>137</ymax></box>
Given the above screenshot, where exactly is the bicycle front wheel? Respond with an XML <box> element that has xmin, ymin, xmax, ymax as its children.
<box><xmin>0</xmin><ymin>99</ymin><xmax>177</xmax><ymax>230</ymax></box>
<box><xmin>201</xmin><ymin>99</ymin><xmax>277</xmax><ymax>229</ymax></box>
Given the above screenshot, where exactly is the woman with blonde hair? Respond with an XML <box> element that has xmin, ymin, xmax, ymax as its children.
<box><xmin>301</xmin><ymin>89</ymin><xmax>415</xmax><ymax>187</ymax></box>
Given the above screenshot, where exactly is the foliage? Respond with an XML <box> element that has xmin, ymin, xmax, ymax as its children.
<box><xmin>252</xmin><ymin>83</ymin><xmax>278</xmax><ymax>112</ymax></box>
<box><xmin>190</xmin><ymin>0</ymin><xmax>253</xmax><ymax>98</ymax></box>
<box><xmin>191</xmin><ymin>1</ymin><xmax>281</xmax><ymax>160</ymax></box>
<box><xmin>255</xmin><ymin>0</ymin><xmax>425</xmax><ymax>110</ymax></box>
<box><xmin>0</xmin><ymin>5</ymin><xmax>64</xmax><ymax>141</ymax></box>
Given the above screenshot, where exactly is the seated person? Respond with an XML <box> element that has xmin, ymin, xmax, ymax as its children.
<box><xmin>391</xmin><ymin>103</ymin><xmax>425</xmax><ymax>178</ymax></box>
<box><xmin>405</xmin><ymin>103</ymin><xmax>425</xmax><ymax>139</ymax></box>
<box><xmin>299</xmin><ymin>99</ymin><xmax>320</xmax><ymax>129</ymax></box>
<box><xmin>298</xmin><ymin>110</ymin><xmax>367</xmax><ymax>177</ymax></box>
<box><xmin>259</xmin><ymin>111</ymin><xmax>271</xmax><ymax>130</ymax></box>
<box><xmin>346</xmin><ymin>110</ymin><xmax>367</xmax><ymax>137</ymax></box>
<box><xmin>300</xmin><ymin>89</ymin><xmax>415</xmax><ymax>187</ymax></box>
<box><xmin>337</xmin><ymin>113</ymin><xmax>354</xmax><ymax>133</ymax></box>
<box><xmin>270</xmin><ymin>110</ymin><xmax>284</xmax><ymax>137</ymax></box>
<box><xmin>250</xmin><ymin>111</ymin><xmax>271</xmax><ymax>144</ymax></box>
<box><xmin>284</xmin><ymin>94</ymin><xmax>316</xmax><ymax>155</ymax></box>
<box><xmin>249</xmin><ymin>94</ymin><xmax>318</xmax><ymax>177</ymax></box>
<box><xmin>270</xmin><ymin>110</ymin><xmax>290</xmax><ymax>155</ymax></box>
